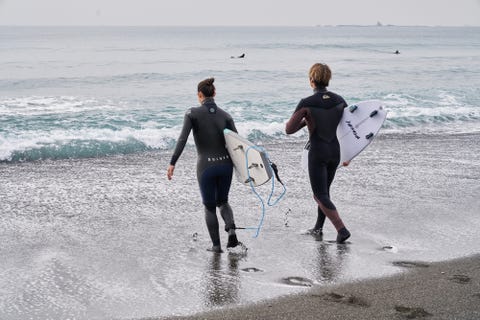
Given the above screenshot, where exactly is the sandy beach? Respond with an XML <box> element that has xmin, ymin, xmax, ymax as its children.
<box><xmin>164</xmin><ymin>254</ymin><xmax>480</xmax><ymax>320</ymax></box>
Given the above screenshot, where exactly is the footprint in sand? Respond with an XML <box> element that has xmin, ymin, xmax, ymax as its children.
<box><xmin>241</xmin><ymin>267</ymin><xmax>263</xmax><ymax>273</ymax></box>
<box><xmin>281</xmin><ymin>276</ymin><xmax>313</xmax><ymax>287</ymax></box>
<box><xmin>312</xmin><ymin>292</ymin><xmax>370</xmax><ymax>308</ymax></box>
<box><xmin>448</xmin><ymin>274</ymin><xmax>471</xmax><ymax>284</ymax></box>
<box><xmin>395</xmin><ymin>305</ymin><xmax>432</xmax><ymax>318</ymax></box>
<box><xmin>392</xmin><ymin>261</ymin><xmax>430</xmax><ymax>268</ymax></box>
<box><xmin>380</xmin><ymin>245</ymin><xmax>398</xmax><ymax>253</ymax></box>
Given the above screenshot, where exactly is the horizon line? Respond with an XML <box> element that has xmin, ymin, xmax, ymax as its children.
<box><xmin>0</xmin><ymin>24</ymin><xmax>479</xmax><ymax>28</ymax></box>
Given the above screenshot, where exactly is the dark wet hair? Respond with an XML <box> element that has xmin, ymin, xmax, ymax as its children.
<box><xmin>197</xmin><ymin>78</ymin><xmax>215</xmax><ymax>97</ymax></box>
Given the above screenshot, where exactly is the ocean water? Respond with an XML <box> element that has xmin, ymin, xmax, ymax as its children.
<box><xmin>1</xmin><ymin>26</ymin><xmax>479</xmax><ymax>162</ymax></box>
<box><xmin>0</xmin><ymin>26</ymin><xmax>479</xmax><ymax>319</ymax></box>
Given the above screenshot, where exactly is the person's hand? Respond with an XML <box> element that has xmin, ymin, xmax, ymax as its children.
<box><xmin>167</xmin><ymin>165</ymin><xmax>175</xmax><ymax>180</ymax></box>
<box><xmin>342</xmin><ymin>161</ymin><xmax>350</xmax><ymax>167</ymax></box>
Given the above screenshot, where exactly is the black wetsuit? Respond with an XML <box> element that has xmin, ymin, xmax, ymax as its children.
<box><xmin>170</xmin><ymin>98</ymin><xmax>237</xmax><ymax>247</ymax></box>
<box><xmin>285</xmin><ymin>88</ymin><xmax>347</xmax><ymax>232</ymax></box>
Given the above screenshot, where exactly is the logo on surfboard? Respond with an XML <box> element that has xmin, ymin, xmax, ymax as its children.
<box><xmin>346</xmin><ymin>120</ymin><xmax>360</xmax><ymax>139</ymax></box>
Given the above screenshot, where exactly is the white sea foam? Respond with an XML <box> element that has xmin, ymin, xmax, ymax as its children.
<box><xmin>0</xmin><ymin>96</ymin><xmax>118</xmax><ymax>115</ymax></box>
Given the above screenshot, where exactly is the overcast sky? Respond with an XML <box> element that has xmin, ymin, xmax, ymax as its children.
<box><xmin>0</xmin><ymin>0</ymin><xmax>479</xmax><ymax>26</ymax></box>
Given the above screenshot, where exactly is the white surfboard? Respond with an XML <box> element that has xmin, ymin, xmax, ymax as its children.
<box><xmin>302</xmin><ymin>100</ymin><xmax>387</xmax><ymax>171</ymax></box>
<box><xmin>224</xmin><ymin>129</ymin><xmax>272</xmax><ymax>187</ymax></box>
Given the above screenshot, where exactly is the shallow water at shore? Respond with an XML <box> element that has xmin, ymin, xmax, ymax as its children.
<box><xmin>1</xmin><ymin>133</ymin><xmax>479</xmax><ymax>319</ymax></box>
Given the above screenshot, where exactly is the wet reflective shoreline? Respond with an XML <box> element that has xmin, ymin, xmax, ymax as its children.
<box><xmin>0</xmin><ymin>133</ymin><xmax>479</xmax><ymax>319</ymax></box>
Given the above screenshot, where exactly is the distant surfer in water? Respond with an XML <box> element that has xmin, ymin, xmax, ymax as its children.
<box><xmin>394</xmin><ymin>50</ymin><xmax>400</xmax><ymax>54</ymax></box>
<box><xmin>230</xmin><ymin>53</ymin><xmax>245</xmax><ymax>58</ymax></box>
<box><xmin>167</xmin><ymin>78</ymin><xmax>240</xmax><ymax>253</ymax></box>
<box><xmin>285</xmin><ymin>63</ymin><xmax>351</xmax><ymax>243</ymax></box>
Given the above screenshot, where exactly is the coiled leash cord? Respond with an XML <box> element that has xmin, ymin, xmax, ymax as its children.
<box><xmin>235</xmin><ymin>145</ymin><xmax>286</xmax><ymax>237</ymax></box>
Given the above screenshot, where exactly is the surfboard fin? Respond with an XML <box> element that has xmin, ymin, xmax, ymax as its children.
<box><xmin>349</xmin><ymin>105</ymin><xmax>358</xmax><ymax>113</ymax></box>
<box><xmin>244</xmin><ymin>177</ymin><xmax>255</xmax><ymax>183</ymax></box>
<box><xmin>248</xmin><ymin>163</ymin><xmax>259</xmax><ymax>169</ymax></box>
<box><xmin>370</xmin><ymin>110</ymin><xmax>378</xmax><ymax>117</ymax></box>
<box><xmin>233</xmin><ymin>145</ymin><xmax>244</xmax><ymax>151</ymax></box>
<box><xmin>365</xmin><ymin>132</ymin><xmax>374</xmax><ymax>139</ymax></box>
<box><xmin>269</xmin><ymin>161</ymin><xmax>284</xmax><ymax>185</ymax></box>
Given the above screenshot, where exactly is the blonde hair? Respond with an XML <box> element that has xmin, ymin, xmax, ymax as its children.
<box><xmin>309</xmin><ymin>63</ymin><xmax>331</xmax><ymax>88</ymax></box>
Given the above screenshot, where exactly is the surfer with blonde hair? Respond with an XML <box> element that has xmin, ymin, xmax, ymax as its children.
<box><xmin>285</xmin><ymin>63</ymin><xmax>351</xmax><ymax>243</ymax></box>
<box><xmin>167</xmin><ymin>78</ymin><xmax>240</xmax><ymax>253</ymax></box>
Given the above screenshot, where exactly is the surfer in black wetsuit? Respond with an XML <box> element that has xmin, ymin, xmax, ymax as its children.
<box><xmin>285</xmin><ymin>63</ymin><xmax>351</xmax><ymax>243</ymax></box>
<box><xmin>167</xmin><ymin>78</ymin><xmax>240</xmax><ymax>253</ymax></box>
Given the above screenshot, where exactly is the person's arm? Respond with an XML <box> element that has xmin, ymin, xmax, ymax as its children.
<box><xmin>167</xmin><ymin>110</ymin><xmax>193</xmax><ymax>180</ymax></box>
<box><xmin>285</xmin><ymin>104</ymin><xmax>308</xmax><ymax>135</ymax></box>
<box><xmin>226</xmin><ymin>116</ymin><xmax>238</xmax><ymax>133</ymax></box>
<box><xmin>339</xmin><ymin>97</ymin><xmax>349</xmax><ymax>167</ymax></box>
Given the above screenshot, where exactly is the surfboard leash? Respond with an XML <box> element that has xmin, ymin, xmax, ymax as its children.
<box><xmin>238</xmin><ymin>145</ymin><xmax>286</xmax><ymax>238</ymax></box>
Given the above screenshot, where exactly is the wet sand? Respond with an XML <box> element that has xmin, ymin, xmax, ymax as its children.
<box><xmin>164</xmin><ymin>254</ymin><xmax>480</xmax><ymax>320</ymax></box>
<box><xmin>1</xmin><ymin>134</ymin><xmax>478</xmax><ymax>319</ymax></box>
